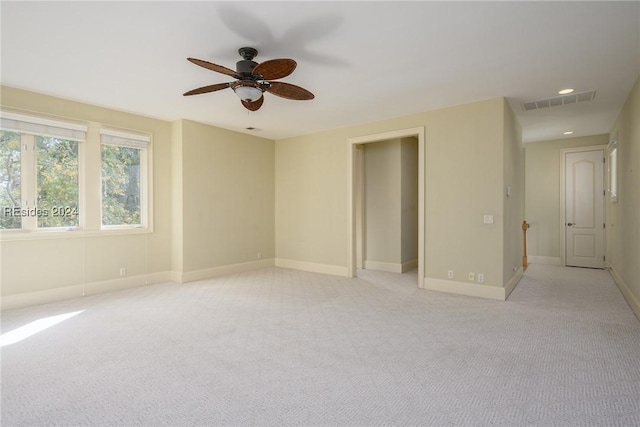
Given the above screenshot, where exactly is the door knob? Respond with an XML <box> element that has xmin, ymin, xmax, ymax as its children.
<box><xmin>567</xmin><ymin>223</ymin><xmax>574</xmax><ymax>226</ymax></box>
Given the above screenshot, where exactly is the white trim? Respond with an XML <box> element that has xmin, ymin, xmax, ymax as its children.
<box><xmin>100</xmin><ymin>128</ymin><xmax>150</xmax><ymax>149</ymax></box>
<box><xmin>275</xmin><ymin>258</ymin><xmax>349</xmax><ymax>277</ymax></box>
<box><xmin>0</xmin><ymin>227</ymin><xmax>152</xmax><ymax>242</ymax></box>
<box><xmin>99</xmin><ymin>131</ymin><xmax>153</xmax><ymax>231</ymax></box>
<box><xmin>608</xmin><ymin>135</ymin><xmax>618</xmax><ymax>203</ymax></box>
<box><xmin>402</xmin><ymin>259</ymin><xmax>419</xmax><ymax>272</ymax></box>
<box><xmin>528</xmin><ymin>256</ymin><xmax>562</xmax><ymax>266</ymax></box>
<box><xmin>347</xmin><ymin>127</ymin><xmax>425</xmax><ymax>288</ymax></box>
<box><xmin>0</xmin><ymin>111</ymin><xmax>87</xmax><ymax>132</ymax></box>
<box><xmin>100</xmin><ymin>128</ymin><xmax>151</xmax><ymax>142</ymax></box>
<box><xmin>361</xmin><ymin>260</ymin><xmax>418</xmax><ymax>273</ymax></box>
<box><xmin>423</xmin><ymin>277</ymin><xmax>506</xmax><ymax>301</ymax></box>
<box><xmin>559</xmin><ymin>145</ymin><xmax>607</xmax><ymax>267</ymax></box>
<box><xmin>1</xmin><ymin>271</ymin><xmax>173</xmax><ymax>311</ymax></box>
<box><xmin>177</xmin><ymin>259</ymin><xmax>275</xmax><ymax>283</ymax></box>
<box><xmin>608</xmin><ymin>266</ymin><xmax>640</xmax><ymax>321</ymax></box>
<box><xmin>505</xmin><ymin>267</ymin><xmax>524</xmax><ymax>299</ymax></box>
<box><xmin>1</xmin><ymin>110</ymin><xmax>87</xmax><ymax>141</ymax></box>
<box><xmin>364</xmin><ymin>260</ymin><xmax>403</xmax><ymax>273</ymax></box>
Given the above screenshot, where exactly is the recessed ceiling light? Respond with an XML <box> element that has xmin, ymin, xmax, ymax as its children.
<box><xmin>558</xmin><ymin>88</ymin><xmax>574</xmax><ymax>95</ymax></box>
<box><xmin>563</xmin><ymin>131</ymin><xmax>574</xmax><ymax>135</ymax></box>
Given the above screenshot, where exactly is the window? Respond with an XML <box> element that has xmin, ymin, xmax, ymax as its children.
<box><xmin>36</xmin><ymin>136</ymin><xmax>79</xmax><ymax>228</ymax></box>
<box><xmin>0</xmin><ymin>130</ymin><xmax>21</xmax><ymax>229</ymax></box>
<box><xmin>1</xmin><ymin>113</ymin><xmax>85</xmax><ymax>231</ymax></box>
<box><xmin>1</xmin><ymin>112</ymin><xmax>152</xmax><ymax>236</ymax></box>
<box><xmin>608</xmin><ymin>138</ymin><xmax>618</xmax><ymax>202</ymax></box>
<box><xmin>100</xmin><ymin>129</ymin><xmax>150</xmax><ymax>228</ymax></box>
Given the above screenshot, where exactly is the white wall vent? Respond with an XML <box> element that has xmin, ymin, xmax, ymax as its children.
<box><xmin>522</xmin><ymin>90</ymin><xmax>596</xmax><ymax>111</ymax></box>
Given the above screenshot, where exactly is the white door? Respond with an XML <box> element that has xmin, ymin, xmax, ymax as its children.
<box><xmin>565</xmin><ymin>150</ymin><xmax>604</xmax><ymax>268</ymax></box>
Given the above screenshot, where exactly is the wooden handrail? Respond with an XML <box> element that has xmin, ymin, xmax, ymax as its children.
<box><xmin>522</xmin><ymin>220</ymin><xmax>530</xmax><ymax>271</ymax></box>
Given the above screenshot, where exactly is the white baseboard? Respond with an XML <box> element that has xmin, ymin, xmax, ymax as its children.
<box><xmin>275</xmin><ymin>258</ymin><xmax>349</xmax><ymax>277</ymax></box>
<box><xmin>608</xmin><ymin>265</ymin><xmax>640</xmax><ymax>321</ymax></box>
<box><xmin>177</xmin><ymin>259</ymin><xmax>275</xmax><ymax>283</ymax></box>
<box><xmin>363</xmin><ymin>260</ymin><xmax>418</xmax><ymax>273</ymax></box>
<box><xmin>364</xmin><ymin>260</ymin><xmax>402</xmax><ymax>273</ymax></box>
<box><xmin>2</xmin><ymin>271</ymin><xmax>174</xmax><ymax>311</ymax></box>
<box><xmin>528</xmin><ymin>256</ymin><xmax>562</xmax><ymax>266</ymax></box>
<box><xmin>505</xmin><ymin>267</ymin><xmax>524</xmax><ymax>299</ymax></box>
<box><xmin>2</xmin><ymin>259</ymin><xmax>279</xmax><ymax>310</ymax></box>
<box><xmin>402</xmin><ymin>259</ymin><xmax>419</xmax><ymax>273</ymax></box>
<box><xmin>423</xmin><ymin>277</ymin><xmax>506</xmax><ymax>301</ymax></box>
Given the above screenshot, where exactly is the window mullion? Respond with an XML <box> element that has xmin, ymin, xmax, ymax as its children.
<box><xmin>20</xmin><ymin>134</ymin><xmax>37</xmax><ymax>230</ymax></box>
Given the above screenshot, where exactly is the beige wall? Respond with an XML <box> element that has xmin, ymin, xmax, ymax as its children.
<box><xmin>1</xmin><ymin>86</ymin><xmax>173</xmax><ymax>301</ymax></box>
<box><xmin>178</xmin><ymin>119</ymin><xmax>275</xmax><ymax>275</ymax></box>
<box><xmin>275</xmin><ymin>126</ymin><xmax>348</xmax><ymax>268</ymax></box>
<box><xmin>503</xmin><ymin>100</ymin><xmax>524</xmax><ymax>284</ymax></box>
<box><xmin>277</xmin><ymin>97</ymin><xmax>522</xmax><ymax>296</ymax></box>
<box><xmin>423</xmin><ymin>99</ymin><xmax>506</xmax><ymax>287</ymax></box>
<box><xmin>607</xmin><ymin>75</ymin><xmax>640</xmax><ymax>318</ymax></box>
<box><xmin>1</xmin><ymin>86</ymin><xmax>525</xmax><ymax>305</ymax></box>
<box><xmin>524</xmin><ymin>134</ymin><xmax>608</xmax><ymax>261</ymax></box>
<box><xmin>401</xmin><ymin>137</ymin><xmax>419</xmax><ymax>264</ymax></box>
<box><xmin>5</xmin><ymin>80</ymin><xmax>637</xmax><ymax>308</ymax></box>
<box><xmin>1</xmin><ymin>87</ymin><xmax>275</xmax><ymax>307</ymax></box>
<box><xmin>361</xmin><ymin>137</ymin><xmax>418</xmax><ymax>270</ymax></box>
<box><xmin>364</xmin><ymin>139</ymin><xmax>402</xmax><ymax>265</ymax></box>
<box><xmin>171</xmin><ymin>119</ymin><xmax>184</xmax><ymax>274</ymax></box>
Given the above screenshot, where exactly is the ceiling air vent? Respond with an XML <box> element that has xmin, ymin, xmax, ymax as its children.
<box><xmin>522</xmin><ymin>90</ymin><xmax>596</xmax><ymax>111</ymax></box>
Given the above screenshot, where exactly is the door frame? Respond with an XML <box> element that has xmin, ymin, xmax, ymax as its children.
<box><xmin>559</xmin><ymin>145</ymin><xmax>607</xmax><ymax>267</ymax></box>
<box><xmin>347</xmin><ymin>127</ymin><xmax>425</xmax><ymax>288</ymax></box>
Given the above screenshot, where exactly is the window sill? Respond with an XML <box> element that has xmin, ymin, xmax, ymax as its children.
<box><xmin>0</xmin><ymin>226</ymin><xmax>153</xmax><ymax>241</ymax></box>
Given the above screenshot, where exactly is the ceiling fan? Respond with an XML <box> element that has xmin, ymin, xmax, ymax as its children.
<box><xmin>183</xmin><ymin>47</ymin><xmax>314</xmax><ymax>111</ymax></box>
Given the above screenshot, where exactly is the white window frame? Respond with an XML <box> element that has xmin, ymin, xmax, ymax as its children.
<box><xmin>608</xmin><ymin>137</ymin><xmax>618</xmax><ymax>203</ymax></box>
<box><xmin>0</xmin><ymin>111</ymin><xmax>86</xmax><ymax>234</ymax></box>
<box><xmin>1</xmin><ymin>111</ymin><xmax>154</xmax><ymax>240</ymax></box>
<box><xmin>99</xmin><ymin>128</ymin><xmax>152</xmax><ymax>231</ymax></box>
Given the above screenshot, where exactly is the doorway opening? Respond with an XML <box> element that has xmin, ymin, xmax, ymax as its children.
<box><xmin>347</xmin><ymin>127</ymin><xmax>425</xmax><ymax>288</ymax></box>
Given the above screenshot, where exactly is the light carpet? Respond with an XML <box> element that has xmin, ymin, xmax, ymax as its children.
<box><xmin>1</xmin><ymin>264</ymin><xmax>639</xmax><ymax>426</ymax></box>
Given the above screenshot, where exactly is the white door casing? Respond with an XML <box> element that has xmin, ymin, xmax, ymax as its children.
<box><xmin>347</xmin><ymin>127</ymin><xmax>425</xmax><ymax>288</ymax></box>
<box><xmin>564</xmin><ymin>149</ymin><xmax>604</xmax><ymax>269</ymax></box>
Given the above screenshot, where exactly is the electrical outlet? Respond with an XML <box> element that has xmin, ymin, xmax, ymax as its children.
<box><xmin>257</xmin><ymin>252</ymin><xmax>262</xmax><ymax>260</ymax></box>
<box><xmin>119</xmin><ymin>267</ymin><xmax>126</xmax><ymax>277</ymax></box>
<box><xmin>468</xmin><ymin>272</ymin><xmax>475</xmax><ymax>281</ymax></box>
<box><xmin>477</xmin><ymin>273</ymin><xmax>484</xmax><ymax>283</ymax></box>
<box><xmin>447</xmin><ymin>270</ymin><xmax>454</xmax><ymax>279</ymax></box>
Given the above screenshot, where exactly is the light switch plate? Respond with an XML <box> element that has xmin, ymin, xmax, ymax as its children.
<box><xmin>483</xmin><ymin>215</ymin><xmax>494</xmax><ymax>224</ymax></box>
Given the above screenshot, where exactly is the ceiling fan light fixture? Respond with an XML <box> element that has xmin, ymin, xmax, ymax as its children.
<box><xmin>184</xmin><ymin>47</ymin><xmax>314</xmax><ymax>112</ymax></box>
<box><xmin>234</xmin><ymin>85</ymin><xmax>262</xmax><ymax>102</ymax></box>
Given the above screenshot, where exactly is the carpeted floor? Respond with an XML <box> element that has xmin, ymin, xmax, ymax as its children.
<box><xmin>1</xmin><ymin>264</ymin><xmax>639</xmax><ymax>426</ymax></box>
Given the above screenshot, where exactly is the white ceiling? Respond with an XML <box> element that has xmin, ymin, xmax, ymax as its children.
<box><xmin>1</xmin><ymin>1</ymin><xmax>639</xmax><ymax>142</ymax></box>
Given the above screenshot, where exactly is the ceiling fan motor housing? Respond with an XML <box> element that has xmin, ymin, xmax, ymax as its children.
<box><xmin>237</xmin><ymin>47</ymin><xmax>259</xmax><ymax>76</ymax></box>
<box><xmin>236</xmin><ymin>59</ymin><xmax>258</xmax><ymax>76</ymax></box>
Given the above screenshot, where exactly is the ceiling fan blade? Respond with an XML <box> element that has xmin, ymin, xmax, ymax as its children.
<box><xmin>183</xmin><ymin>83</ymin><xmax>231</xmax><ymax>96</ymax></box>
<box><xmin>252</xmin><ymin>58</ymin><xmax>297</xmax><ymax>80</ymax></box>
<box><xmin>187</xmin><ymin>58</ymin><xmax>240</xmax><ymax>78</ymax></box>
<box><xmin>241</xmin><ymin>96</ymin><xmax>264</xmax><ymax>111</ymax></box>
<box><xmin>266</xmin><ymin>81</ymin><xmax>314</xmax><ymax>100</ymax></box>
